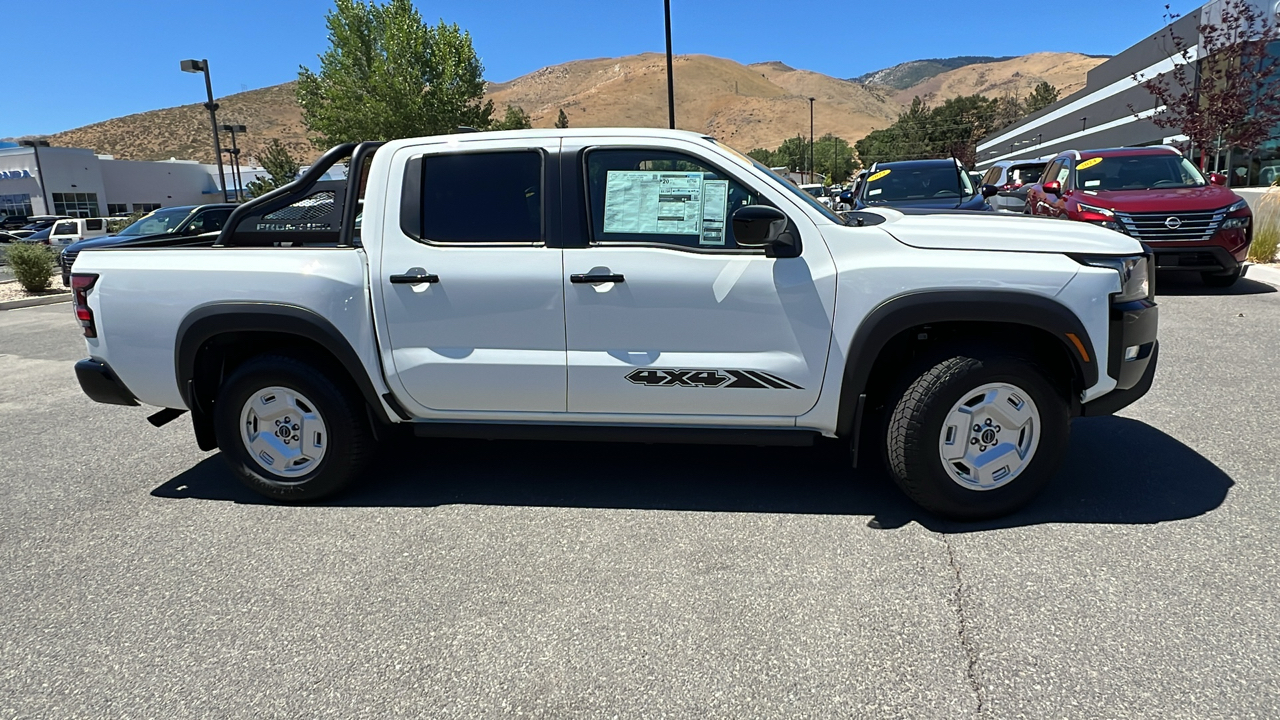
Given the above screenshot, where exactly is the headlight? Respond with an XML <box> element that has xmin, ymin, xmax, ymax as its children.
<box><xmin>1077</xmin><ymin>202</ymin><xmax>1115</xmax><ymax>218</ymax></box>
<box><xmin>1222</xmin><ymin>216</ymin><xmax>1251</xmax><ymax>229</ymax></box>
<box><xmin>1226</xmin><ymin>199</ymin><xmax>1249</xmax><ymax>213</ymax></box>
<box><xmin>1073</xmin><ymin>254</ymin><xmax>1152</xmax><ymax>302</ymax></box>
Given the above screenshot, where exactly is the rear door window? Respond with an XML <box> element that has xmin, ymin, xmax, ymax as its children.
<box><xmin>52</xmin><ymin>221</ymin><xmax>77</xmax><ymax>235</ymax></box>
<box><xmin>419</xmin><ymin>151</ymin><xmax>543</xmax><ymax>243</ymax></box>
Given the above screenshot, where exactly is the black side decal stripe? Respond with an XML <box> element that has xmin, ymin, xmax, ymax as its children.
<box><xmin>724</xmin><ymin>370</ymin><xmax>769</xmax><ymax>389</ymax></box>
<box><xmin>761</xmin><ymin>371</ymin><xmax>804</xmax><ymax>390</ymax></box>
<box><xmin>747</xmin><ymin>371</ymin><xmax>789</xmax><ymax>389</ymax></box>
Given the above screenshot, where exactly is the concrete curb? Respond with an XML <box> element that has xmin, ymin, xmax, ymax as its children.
<box><xmin>1244</xmin><ymin>263</ymin><xmax>1280</xmax><ymax>289</ymax></box>
<box><xmin>0</xmin><ymin>293</ymin><xmax>71</xmax><ymax>311</ymax></box>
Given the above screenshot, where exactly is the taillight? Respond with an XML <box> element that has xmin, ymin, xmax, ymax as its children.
<box><xmin>71</xmin><ymin>273</ymin><xmax>98</xmax><ymax>338</ymax></box>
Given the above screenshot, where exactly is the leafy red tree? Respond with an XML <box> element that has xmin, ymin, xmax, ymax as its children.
<box><xmin>1131</xmin><ymin>1</ymin><xmax>1280</xmax><ymax>169</ymax></box>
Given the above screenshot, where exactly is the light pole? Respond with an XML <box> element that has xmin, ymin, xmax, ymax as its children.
<box><xmin>18</xmin><ymin>140</ymin><xmax>51</xmax><ymax>214</ymax></box>
<box><xmin>220</xmin><ymin>124</ymin><xmax>246</xmax><ymax>202</ymax></box>
<box><xmin>809</xmin><ymin>97</ymin><xmax>816</xmax><ymax>184</ymax></box>
<box><xmin>181</xmin><ymin>59</ymin><xmax>230</xmax><ymax>203</ymax></box>
<box><xmin>664</xmin><ymin>0</ymin><xmax>675</xmax><ymax>130</ymax></box>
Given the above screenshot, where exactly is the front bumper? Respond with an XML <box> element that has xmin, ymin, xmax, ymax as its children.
<box><xmin>1148</xmin><ymin>228</ymin><xmax>1250</xmax><ymax>273</ymax></box>
<box><xmin>1080</xmin><ymin>298</ymin><xmax>1159</xmax><ymax>416</ymax></box>
<box><xmin>75</xmin><ymin>358</ymin><xmax>139</xmax><ymax>406</ymax></box>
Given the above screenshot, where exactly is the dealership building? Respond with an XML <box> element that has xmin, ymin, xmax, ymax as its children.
<box><xmin>0</xmin><ymin>143</ymin><xmax>267</xmax><ymax>220</ymax></box>
<box><xmin>977</xmin><ymin>0</ymin><xmax>1280</xmax><ymax>187</ymax></box>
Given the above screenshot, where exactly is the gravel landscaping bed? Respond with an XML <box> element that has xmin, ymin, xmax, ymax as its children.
<box><xmin>0</xmin><ymin>281</ymin><xmax>69</xmax><ymax>304</ymax></box>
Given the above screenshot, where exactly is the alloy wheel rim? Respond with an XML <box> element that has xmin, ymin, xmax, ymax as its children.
<box><xmin>937</xmin><ymin>382</ymin><xmax>1041</xmax><ymax>492</ymax></box>
<box><xmin>239</xmin><ymin>386</ymin><xmax>328</xmax><ymax>479</ymax></box>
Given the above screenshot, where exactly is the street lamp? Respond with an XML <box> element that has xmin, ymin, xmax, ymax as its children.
<box><xmin>220</xmin><ymin>124</ymin><xmax>246</xmax><ymax>202</ymax></box>
<box><xmin>664</xmin><ymin>0</ymin><xmax>675</xmax><ymax>130</ymax></box>
<box><xmin>809</xmin><ymin>97</ymin><xmax>816</xmax><ymax>184</ymax></box>
<box><xmin>181</xmin><ymin>59</ymin><xmax>230</xmax><ymax>203</ymax></box>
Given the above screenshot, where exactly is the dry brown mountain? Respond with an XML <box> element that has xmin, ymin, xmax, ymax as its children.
<box><xmin>47</xmin><ymin>82</ymin><xmax>312</xmax><ymax>165</ymax></box>
<box><xmin>486</xmin><ymin>53</ymin><xmax>901</xmax><ymax>152</ymax></box>
<box><xmin>32</xmin><ymin>51</ymin><xmax>1099</xmax><ymax>163</ymax></box>
<box><xmin>891</xmin><ymin>52</ymin><xmax>1105</xmax><ymax>105</ymax></box>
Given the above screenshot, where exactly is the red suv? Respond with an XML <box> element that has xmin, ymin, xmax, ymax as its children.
<box><xmin>1026</xmin><ymin>147</ymin><xmax>1253</xmax><ymax>287</ymax></box>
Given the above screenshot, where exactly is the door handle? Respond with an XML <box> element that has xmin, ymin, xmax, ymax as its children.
<box><xmin>389</xmin><ymin>272</ymin><xmax>439</xmax><ymax>284</ymax></box>
<box><xmin>570</xmin><ymin>273</ymin><xmax>625</xmax><ymax>284</ymax></box>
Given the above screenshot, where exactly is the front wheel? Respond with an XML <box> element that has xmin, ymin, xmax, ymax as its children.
<box><xmin>885</xmin><ymin>354</ymin><xmax>1069</xmax><ymax>520</ymax></box>
<box><xmin>214</xmin><ymin>355</ymin><xmax>374</xmax><ymax>502</ymax></box>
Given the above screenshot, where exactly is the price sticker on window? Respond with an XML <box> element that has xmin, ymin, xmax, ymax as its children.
<box><xmin>1077</xmin><ymin>157</ymin><xmax>1103</xmax><ymax>171</ymax></box>
<box><xmin>868</xmin><ymin>169</ymin><xmax>892</xmax><ymax>182</ymax></box>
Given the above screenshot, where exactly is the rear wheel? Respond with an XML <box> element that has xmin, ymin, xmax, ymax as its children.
<box><xmin>884</xmin><ymin>353</ymin><xmax>1069</xmax><ymax>520</ymax></box>
<box><xmin>1201</xmin><ymin>265</ymin><xmax>1242</xmax><ymax>287</ymax></box>
<box><xmin>214</xmin><ymin>355</ymin><xmax>373</xmax><ymax>502</ymax></box>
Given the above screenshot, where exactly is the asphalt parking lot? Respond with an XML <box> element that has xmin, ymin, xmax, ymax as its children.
<box><xmin>2</xmin><ymin>274</ymin><xmax>1278</xmax><ymax>719</ymax></box>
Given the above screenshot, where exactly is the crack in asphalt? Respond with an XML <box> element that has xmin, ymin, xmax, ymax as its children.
<box><xmin>944</xmin><ymin>533</ymin><xmax>986</xmax><ymax>719</ymax></box>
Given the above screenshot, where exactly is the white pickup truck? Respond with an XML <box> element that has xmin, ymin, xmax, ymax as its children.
<box><xmin>70</xmin><ymin>129</ymin><xmax>1158</xmax><ymax>520</ymax></box>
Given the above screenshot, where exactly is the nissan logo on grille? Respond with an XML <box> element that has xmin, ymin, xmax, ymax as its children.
<box><xmin>1165</xmin><ymin>217</ymin><xmax>1183</xmax><ymax>229</ymax></box>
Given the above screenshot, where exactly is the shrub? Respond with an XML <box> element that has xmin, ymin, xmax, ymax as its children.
<box><xmin>6</xmin><ymin>243</ymin><xmax>56</xmax><ymax>292</ymax></box>
<box><xmin>1249</xmin><ymin>190</ymin><xmax>1279</xmax><ymax>264</ymax></box>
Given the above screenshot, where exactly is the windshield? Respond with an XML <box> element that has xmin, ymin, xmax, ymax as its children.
<box><xmin>862</xmin><ymin>164</ymin><xmax>973</xmax><ymax>204</ymax></box>
<box><xmin>1077</xmin><ymin>154</ymin><xmax>1206</xmax><ymax>191</ymax></box>
<box><xmin>116</xmin><ymin>207</ymin><xmax>193</xmax><ymax>236</ymax></box>
<box><xmin>707</xmin><ymin>142</ymin><xmax>847</xmax><ymax>224</ymax></box>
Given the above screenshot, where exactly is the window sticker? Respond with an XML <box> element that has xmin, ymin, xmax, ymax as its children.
<box><xmin>700</xmin><ymin>180</ymin><xmax>729</xmax><ymax>245</ymax></box>
<box><xmin>868</xmin><ymin>169</ymin><xmax>892</xmax><ymax>182</ymax></box>
<box><xmin>868</xmin><ymin>188</ymin><xmax>883</xmax><ymax>196</ymax></box>
<box><xmin>604</xmin><ymin>171</ymin><xmax>706</xmax><ymax>235</ymax></box>
<box><xmin>1077</xmin><ymin>157</ymin><xmax>1103</xmax><ymax>171</ymax></box>
<box><xmin>1084</xmin><ymin>179</ymin><xmax>1102</xmax><ymax>188</ymax></box>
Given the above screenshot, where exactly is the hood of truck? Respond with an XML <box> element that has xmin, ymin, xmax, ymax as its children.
<box><xmin>868</xmin><ymin>208</ymin><xmax>1145</xmax><ymax>255</ymax></box>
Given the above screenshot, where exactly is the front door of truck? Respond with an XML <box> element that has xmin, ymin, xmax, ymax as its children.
<box><xmin>377</xmin><ymin>138</ymin><xmax>567</xmax><ymax>414</ymax></box>
<box><xmin>560</xmin><ymin>141</ymin><xmax>837</xmax><ymax>418</ymax></box>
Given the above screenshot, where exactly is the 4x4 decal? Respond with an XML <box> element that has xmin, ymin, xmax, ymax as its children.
<box><xmin>625</xmin><ymin>369</ymin><xmax>803</xmax><ymax>389</ymax></box>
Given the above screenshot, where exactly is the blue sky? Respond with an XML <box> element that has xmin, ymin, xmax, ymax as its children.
<box><xmin>3</xmin><ymin>0</ymin><xmax>1205</xmax><ymax>137</ymax></box>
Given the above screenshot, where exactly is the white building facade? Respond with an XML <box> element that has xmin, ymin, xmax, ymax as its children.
<box><xmin>0</xmin><ymin>145</ymin><xmax>267</xmax><ymax>219</ymax></box>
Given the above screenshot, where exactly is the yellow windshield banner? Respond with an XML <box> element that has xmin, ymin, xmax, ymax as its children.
<box><xmin>868</xmin><ymin>169</ymin><xmax>892</xmax><ymax>182</ymax></box>
<box><xmin>1077</xmin><ymin>157</ymin><xmax>1103</xmax><ymax>171</ymax></box>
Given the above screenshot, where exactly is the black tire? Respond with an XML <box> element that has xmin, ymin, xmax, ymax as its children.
<box><xmin>884</xmin><ymin>353</ymin><xmax>1069</xmax><ymax>520</ymax></box>
<box><xmin>1201</xmin><ymin>265</ymin><xmax>1242</xmax><ymax>288</ymax></box>
<box><xmin>214</xmin><ymin>354</ymin><xmax>373</xmax><ymax>502</ymax></box>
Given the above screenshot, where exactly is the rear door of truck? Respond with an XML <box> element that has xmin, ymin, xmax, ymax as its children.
<box><xmin>375</xmin><ymin>136</ymin><xmax>568</xmax><ymax>414</ymax></box>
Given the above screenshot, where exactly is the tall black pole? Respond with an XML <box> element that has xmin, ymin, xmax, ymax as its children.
<box><xmin>809</xmin><ymin>97</ymin><xmax>816</xmax><ymax>184</ymax></box>
<box><xmin>197</xmin><ymin>59</ymin><xmax>232</xmax><ymax>202</ymax></box>
<box><xmin>664</xmin><ymin>0</ymin><xmax>675</xmax><ymax>130</ymax></box>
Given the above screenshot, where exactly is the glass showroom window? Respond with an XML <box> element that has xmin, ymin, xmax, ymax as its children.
<box><xmin>52</xmin><ymin>192</ymin><xmax>100</xmax><ymax>218</ymax></box>
<box><xmin>0</xmin><ymin>193</ymin><xmax>34</xmax><ymax>218</ymax></box>
<box><xmin>107</xmin><ymin>204</ymin><xmax>129</xmax><ymax>216</ymax></box>
<box><xmin>132</xmin><ymin>203</ymin><xmax>161</xmax><ymax>213</ymax></box>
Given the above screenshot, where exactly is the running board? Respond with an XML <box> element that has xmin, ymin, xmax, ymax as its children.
<box><xmin>411</xmin><ymin>422</ymin><xmax>817</xmax><ymax>447</ymax></box>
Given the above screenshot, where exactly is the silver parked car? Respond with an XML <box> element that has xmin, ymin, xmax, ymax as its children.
<box><xmin>980</xmin><ymin>159</ymin><xmax>1051</xmax><ymax>213</ymax></box>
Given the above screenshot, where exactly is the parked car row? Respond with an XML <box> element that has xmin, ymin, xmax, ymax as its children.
<box><xmin>58</xmin><ymin>204</ymin><xmax>235</xmax><ymax>285</ymax></box>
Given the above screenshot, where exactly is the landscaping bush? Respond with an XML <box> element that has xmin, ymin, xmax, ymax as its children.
<box><xmin>1249</xmin><ymin>190</ymin><xmax>1279</xmax><ymax>264</ymax></box>
<box><xmin>5</xmin><ymin>243</ymin><xmax>56</xmax><ymax>292</ymax></box>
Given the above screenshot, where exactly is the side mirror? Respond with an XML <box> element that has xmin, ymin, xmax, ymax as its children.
<box><xmin>1043</xmin><ymin>180</ymin><xmax>1063</xmax><ymax>197</ymax></box>
<box><xmin>980</xmin><ymin>184</ymin><xmax>999</xmax><ymax>199</ymax></box>
<box><xmin>1209</xmin><ymin>173</ymin><xmax>1227</xmax><ymax>186</ymax></box>
<box><xmin>733</xmin><ymin>205</ymin><xmax>788</xmax><ymax>247</ymax></box>
<box><xmin>840</xmin><ymin>191</ymin><xmax>855</xmax><ymax>203</ymax></box>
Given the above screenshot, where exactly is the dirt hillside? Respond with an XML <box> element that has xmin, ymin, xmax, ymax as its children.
<box><xmin>892</xmin><ymin>52</ymin><xmax>1104</xmax><ymax>105</ymax></box>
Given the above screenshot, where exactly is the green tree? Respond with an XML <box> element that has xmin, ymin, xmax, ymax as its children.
<box><xmin>746</xmin><ymin>147</ymin><xmax>777</xmax><ymax>166</ymax></box>
<box><xmin>814</xmin><ymin>134</ymin><xmax>858</xmax><ymax>184</ymax></box>
<box><xmin>855</xmin><ymin>93</ymin><xmax>1027</xmax><ymax>167</ymax></box>
<box><xmin>297</xmin><ymin>0</ymin><xmax>494</xmax><ymax>146</ymax></box>
<box><xmin>1024</xmin><ymin>82</ymin><xmax>1060</xmax><ymax>114</ymax></box>
<box><xmin>245</xmin><ymin>140</ymin><xmax>301</xmax><ymax>198</ymax></box>
<box><xmin>554</xmin><ymin>108</ymin><xmax>570</xmax><ymax>129</ymax></box>
<box><xmin>492</xmin><ymin>105</ymin><xmax>532</xmax><ymax>131</ymax></box>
